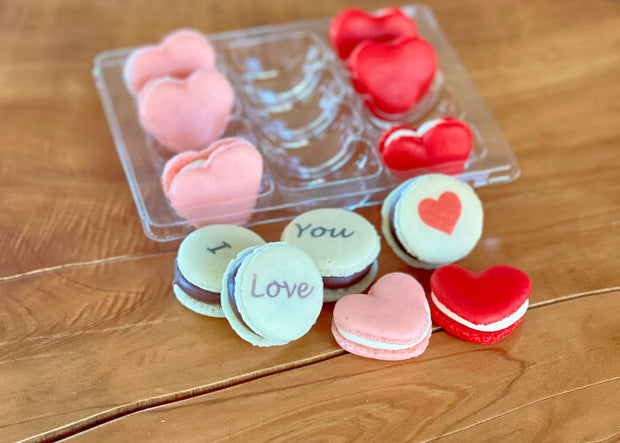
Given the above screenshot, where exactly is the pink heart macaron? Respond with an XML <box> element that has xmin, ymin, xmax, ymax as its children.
<box><xmin>138</xmin><ymin>69</ymin><xmax>235</xmax><ymax>153</ymax></box>
<box><xmin>124</xmin><ymin>28</ymin><xmax>217</xmax><ymax>95</ymax></box>
<box><xmin>430</xmin><ymin>265</ymin><xmax>532</xmax><ymax>344</ymax></box>
<box><xmin>161</xmin><ymin>137</ymin><xmax>263</xmax><ymax>226</ymax></box>
<box><xmin>332</xmin><ymin>272</ymin><xmax>432</xmax><ymax>360</ymax></box>
<box><xmin>378</xmin><ymin>118</ymin><xmax>473</xmax><ymax>179</ymax></box>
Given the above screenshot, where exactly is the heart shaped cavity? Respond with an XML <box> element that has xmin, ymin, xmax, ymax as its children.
<box><xmin>329</xmin><ymin>7</ymin><xmax>417</xmax><ymax>59</ymax></box>
<box><xmin>162</xmin><ymin>138</ymin><xmax>263</xmax><ymax>226</ymax></box>
<box><xmin>418</xmin><ymin>191</ymin><xmax>462</xmax><ymax>235</ymax></box>
<box><xmin>333</xmin><ymin>272</ymin><xmax>431</xmax><ymax>358</ymax></box>
<box><xmin>379</xmin><ymin>118</ymin><xmax>473</xmax><ymax>178</ymax></box>
<box><xmin>138</xmin><ymin>69</ymin><xmax>234</xmax><ymax>153</ymax></box>
<box><xmin>430</xmin><ymin>265</ymin><xmax>532</xmax><ymax>326</ymax></box>
<box><xmin>124</xmin><ymin>28</ymin><xmax>217</xmax><ymax>95</ymax></box>
<box><xmin>347</xmin><ymin>37</ymin><xmax>437</xmax><ymax>117</ymax></box>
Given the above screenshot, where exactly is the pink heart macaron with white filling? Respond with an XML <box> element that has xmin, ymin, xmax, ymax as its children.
<box><xmin>381</xmin><ymin>174</ymin><xmax>483</xmax><ymax>269</ymax></box>
<box><xmin>430</xmin><ymin>264</ymin><xmax>532</xmax><ymax>344</ymax></box>
<box><xmin>379</xmin><ymin>118</ymin><xmax>473</xmax><ymax>179</ymax></box>
<box><xmin>124</xmin><ymin>28</ymin><xmax>217</xmax><ymax>95</ymax></box>
<box><xmin>332</xmin><ymin>272</ymin><xmax>432</xmax><ymax>360</ymax></box>
<box><xmin>161</xmin><ymin>137</ymin><xmax>263</xmax><ymax>226</ymax></box>
<box><xmin>329</xmin><ymin>7</ymin><xmax>418</xmax><ymax>60</ymax></box>
<box><xmin>138</xmin><ymin>69</ymin><xmax>235</xmax><ymax>153</ymax></box>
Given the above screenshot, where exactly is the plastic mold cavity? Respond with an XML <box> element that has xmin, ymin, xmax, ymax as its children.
<box><xmin>92</xmin><ymin>4</ymin><xmax>520</xmax><ymax>242</ymax></box>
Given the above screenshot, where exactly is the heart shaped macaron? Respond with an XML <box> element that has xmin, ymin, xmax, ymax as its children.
<box><xmin>332</xmin><ymin>272</ymin><xmax>432</xmax><ymax>360</ymax></box>
<box><xmin>138</xmin><ymin>69</ymin><xmax>234</xmax><ymax>153</ymax></box>
<box><xmin>329</xmin><ymin>7</ymin><xmax>418</xmax><ymax>60</ymax></box>
<box><xmin>124</xmin><ymin>28</ymin><xmax>217</xmax><ymax>95</ymax></box>
<box><xmin>347</xmin><ymin>37</ymin><xmax>437</xmax><ymax>117</ymax></box>
<box><xmin>162</xmin><ymin>138</ymin><xmax>263</xmax><ymax>226</ymax></box>
<box><xmin>379</xmin><ymin>118</ymin><xmax>473</xmax><ymax>178</ymax></box>
<box><xmin>430</xmin><ymin>265</ymin><xmax>532</xmax><ymax>344</ymax></box>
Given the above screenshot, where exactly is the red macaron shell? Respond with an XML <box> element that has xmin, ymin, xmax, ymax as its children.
<box><xmin>378</xmin><ymin>118</ymin><xmax>473</xmax><ymax>175</ymax></box>
<box><xmin>430</xmin><ymin>265</ymin><xmax>531</xmax><ymax>326</ymax></box>
<box><xmin>329</xmin><ymin>7</ymin><xmax>418</xmax><ymax>60</ymax></box>
<box><xmin>429</xmin><ymin>298</ymin><xmax>523</xmax><ymax>344</ymax></box>
<box><xmin>347</xmin><ymin>37</ymin><xmax>437</xmax><ymax>116</ymax></box>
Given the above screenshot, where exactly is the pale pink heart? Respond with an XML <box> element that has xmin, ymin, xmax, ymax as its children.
<box><xmin>162</xmin><ymin>138</ymin><xmax>263</xmax><ymax>226</ymax></box>
<box><xmin>138</xmin><ymin>69</ymin><xmax>235</xmax><ymax>153</ymax></box>
<box><xmin>332</xmin><ymin>272</ymin><xmax>432</xmax><ymax>360</ymax></box>
<box><xmin>124</xmin><ymin>28</ymin><xmax>217</xmax><ymax>95</ymax></box>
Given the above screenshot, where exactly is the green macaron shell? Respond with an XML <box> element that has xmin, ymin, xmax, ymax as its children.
<box><xmin>177</xmin><ymin>224</ymin><xmax>266</xmax><ymax>292</ymax></box>
<box><xmin>174</xmin><ymin>225</ymin><xmax>265</xmax><ymax>318</ymax></box>
<box><xmin>221</xmin><ymin>243</ymin><xmax>324</xmax><ymax>347</ymax></box>
<box><xmin>280</xmin><ymin>208</ymin><xmax>381</xmax><ymax>278</ymax></box>
<box><xmin>381</xmin><ymin>174</ymin><xmax>483</xmax><ymax>268</ymax></box>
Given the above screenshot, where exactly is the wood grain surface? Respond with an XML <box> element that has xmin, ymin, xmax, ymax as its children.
<box><xmin>69</xmin><ymin>292</ymin><xmax>620</xmax><ymax>442</ymax></box>
<box><xmin>1</xmin><ymin>0</ymin><xmax>619</xmax><ymax>441</ymax></box>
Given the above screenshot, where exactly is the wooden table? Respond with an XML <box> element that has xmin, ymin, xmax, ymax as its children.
<box><xmin>1</xmin><ymin>0</ymin><xmax>619</xmax><ymax>441</ymax></box>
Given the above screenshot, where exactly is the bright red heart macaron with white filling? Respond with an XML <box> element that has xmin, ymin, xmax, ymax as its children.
<box><xmin>430</xmin><ymin>264</ymin><xmax>532</xmax><ymax>344</ymax></box>
<box><xmin>378</xmin><ymin>118</ymin><xmax>473</xmax><ymax>178</ymax></box>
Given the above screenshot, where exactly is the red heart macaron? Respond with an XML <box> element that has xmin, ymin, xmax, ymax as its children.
<box><xmin>347</xmin><ymin>37</ymin><xmax>437</xmax><ymax>117</ymax></box>
<box><xmin>378</xmin><ymin>118</ymin><xmax>474</xmax><ymax>179</ymax></box>
<box><xmin>430</xmin><ymin>265</ymin><xmax>532</xmax><ymax>344</ymax></box>
<box><xmin>332</xmin><ymin>272</ymin><xmax>432</xmax><ymax>361</ymax></box>
<box><xmin>329</xmin><ymin>7</ymin><xmax>418</xmax><ymax>60</ymax></box>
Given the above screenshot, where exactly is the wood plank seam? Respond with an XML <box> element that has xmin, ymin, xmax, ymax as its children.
<box><xmin>20</xmin><ymin>289</ymin><xmax>618</xmax><ymax>443</ymax></box>
<box><xmin>421</xmin><ymin>377</ymin><xmax>620</xmax><ymax>442</ymax></box>
<box><xmin>0</xmin><ymin>251</ymin><xmax>175</xmax><ymax>284</ymax></box>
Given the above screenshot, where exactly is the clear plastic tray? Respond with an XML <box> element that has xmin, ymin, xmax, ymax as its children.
<box><xmin>92</xmin><ymin>5</ymin><xmax>519</xmax><ymax>242</ymax></box>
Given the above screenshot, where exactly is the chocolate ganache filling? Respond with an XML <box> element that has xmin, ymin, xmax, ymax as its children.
<box><xmin>323</xmin><ymin>263</ymin><xmax>373</xmax><ymax>289</ymax></box>
<box><xmin>226</xmin><ymin>251</ymin><xmax>259</xmax><ymax>335</ymax></box>
<box><xmin>388</xmin><ymin>185</ymin><xmax>421</xmax><ymax>262</ymax></box>
<box><xmin>173</xmin><ymin>260</ymin><xmax>221</xmax><ymax>304</ymax></box>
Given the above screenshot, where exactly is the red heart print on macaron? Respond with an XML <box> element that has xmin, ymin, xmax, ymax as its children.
<box><xmin>124</xmin><ymin>28</ymin><xmax>217</xmax><ymax>95</ymax></box>
<box><xmin>332</xmin><ymin>272</ymin><xmax>432</xmax><ymax>360</ymax></box>
<box><xmin>329</xmin><ymin>7</ymin><xmax>418</xmax><ymax>59</ymax></box>
<box><xmin>138</xmin><ymin>69</ymin><xmax>234</xmax><ymax>153</ymax></box>
<box><xmin>347</xmin><ymin>37</ymin><xmax>437</xmax><ymax>116</ymax></box>
<box><xmin>430</xmin><ymin>265</ymin><xmax>532</xmax><ymax>344</ymax></box>
<box><xmin>418</xmin><ymin>191</ymin><xmax>461</xmax><ymax>235</ymax></box>
<box><xmin>378</xmin><ymin>118</ymin><xmax>473</xmax><ymax>178</ymax></box>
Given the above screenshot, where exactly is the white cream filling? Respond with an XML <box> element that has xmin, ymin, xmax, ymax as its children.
<box><xmin>336</xmin><ymin>314</ymin><xmax>431</xmax><ymax>351</ymax></box>
<box><xmin>383</xmin><ymin>118</ymin><xmax>445</xmax><ymax>147</ymax></box>
<box><xmin>431</xmin><ymin>292</ymin><xmax>529</xmax><ymax>332</ymax></box>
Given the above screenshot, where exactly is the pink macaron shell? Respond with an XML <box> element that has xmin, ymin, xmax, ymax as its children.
<box><xmin>332</xmin><ymin>272</ymin><xmax>432</xmax><ymax>360</ymax></box>
<box><xmin>138</xmin><ymin>69</ymin><xmax>234</xmax><ymax>153</ymax></box>
<box><xmin>163</xmin><ymin>138</ymin><xmax>263</xmax><ymax>226</ymax></box>
<box><xmin>332</xmin><ymin>320</ymin><xmax>431</xmax><ymax>360</ymax></box>
<box><xmin>124</xmin><ymin>28</ymin><xmax>217</xmax><ymax>95</ymax></box>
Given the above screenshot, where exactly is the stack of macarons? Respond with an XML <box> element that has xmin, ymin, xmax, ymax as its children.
<box><xmin>125</xmin><ymin>29</ymin><xmax>265</xmax><ymax>226</ymax></box>
<box><xmin>173</xmin><ymin>224</ymin><xmax>324</xmax><ymax>347</ymax></box>
<box><xmin>329</xmin><ymin>7</ymin><xmax>437</xmax><ymax>119</ymax></box>
<box><xmin>124</xmin><ymin>28</ymin><xmax>235</xmax><ymax>153</ymax></box>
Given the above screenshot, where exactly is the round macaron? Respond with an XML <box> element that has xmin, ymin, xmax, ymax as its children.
<box><xmin>332</xmin><ymin>272</ymin><xmax>432</xmax><ymax>360</ymax></box>
<box><xmin>221</xmin><ymin>242</ymin><xmax>324</xmax><ymax>347</ymax></box>
<box><xmin>429</xmin><ymin>264</ymin><xmax>532</xmax><ymax>344</ymax></box>
<box><xmin>281</xmin><ymin>208</ymin><xmax>381</xmax><ymax>302</ymax></box>
<box><xmin>381</xmin><ymin>173</ymin><xmax>483</xmax><ymax>268</ymax></box>
<box><xmin>173</xmin><ymin>225</ymin><xmax>266</xmax><ymax>317</ymax></box>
